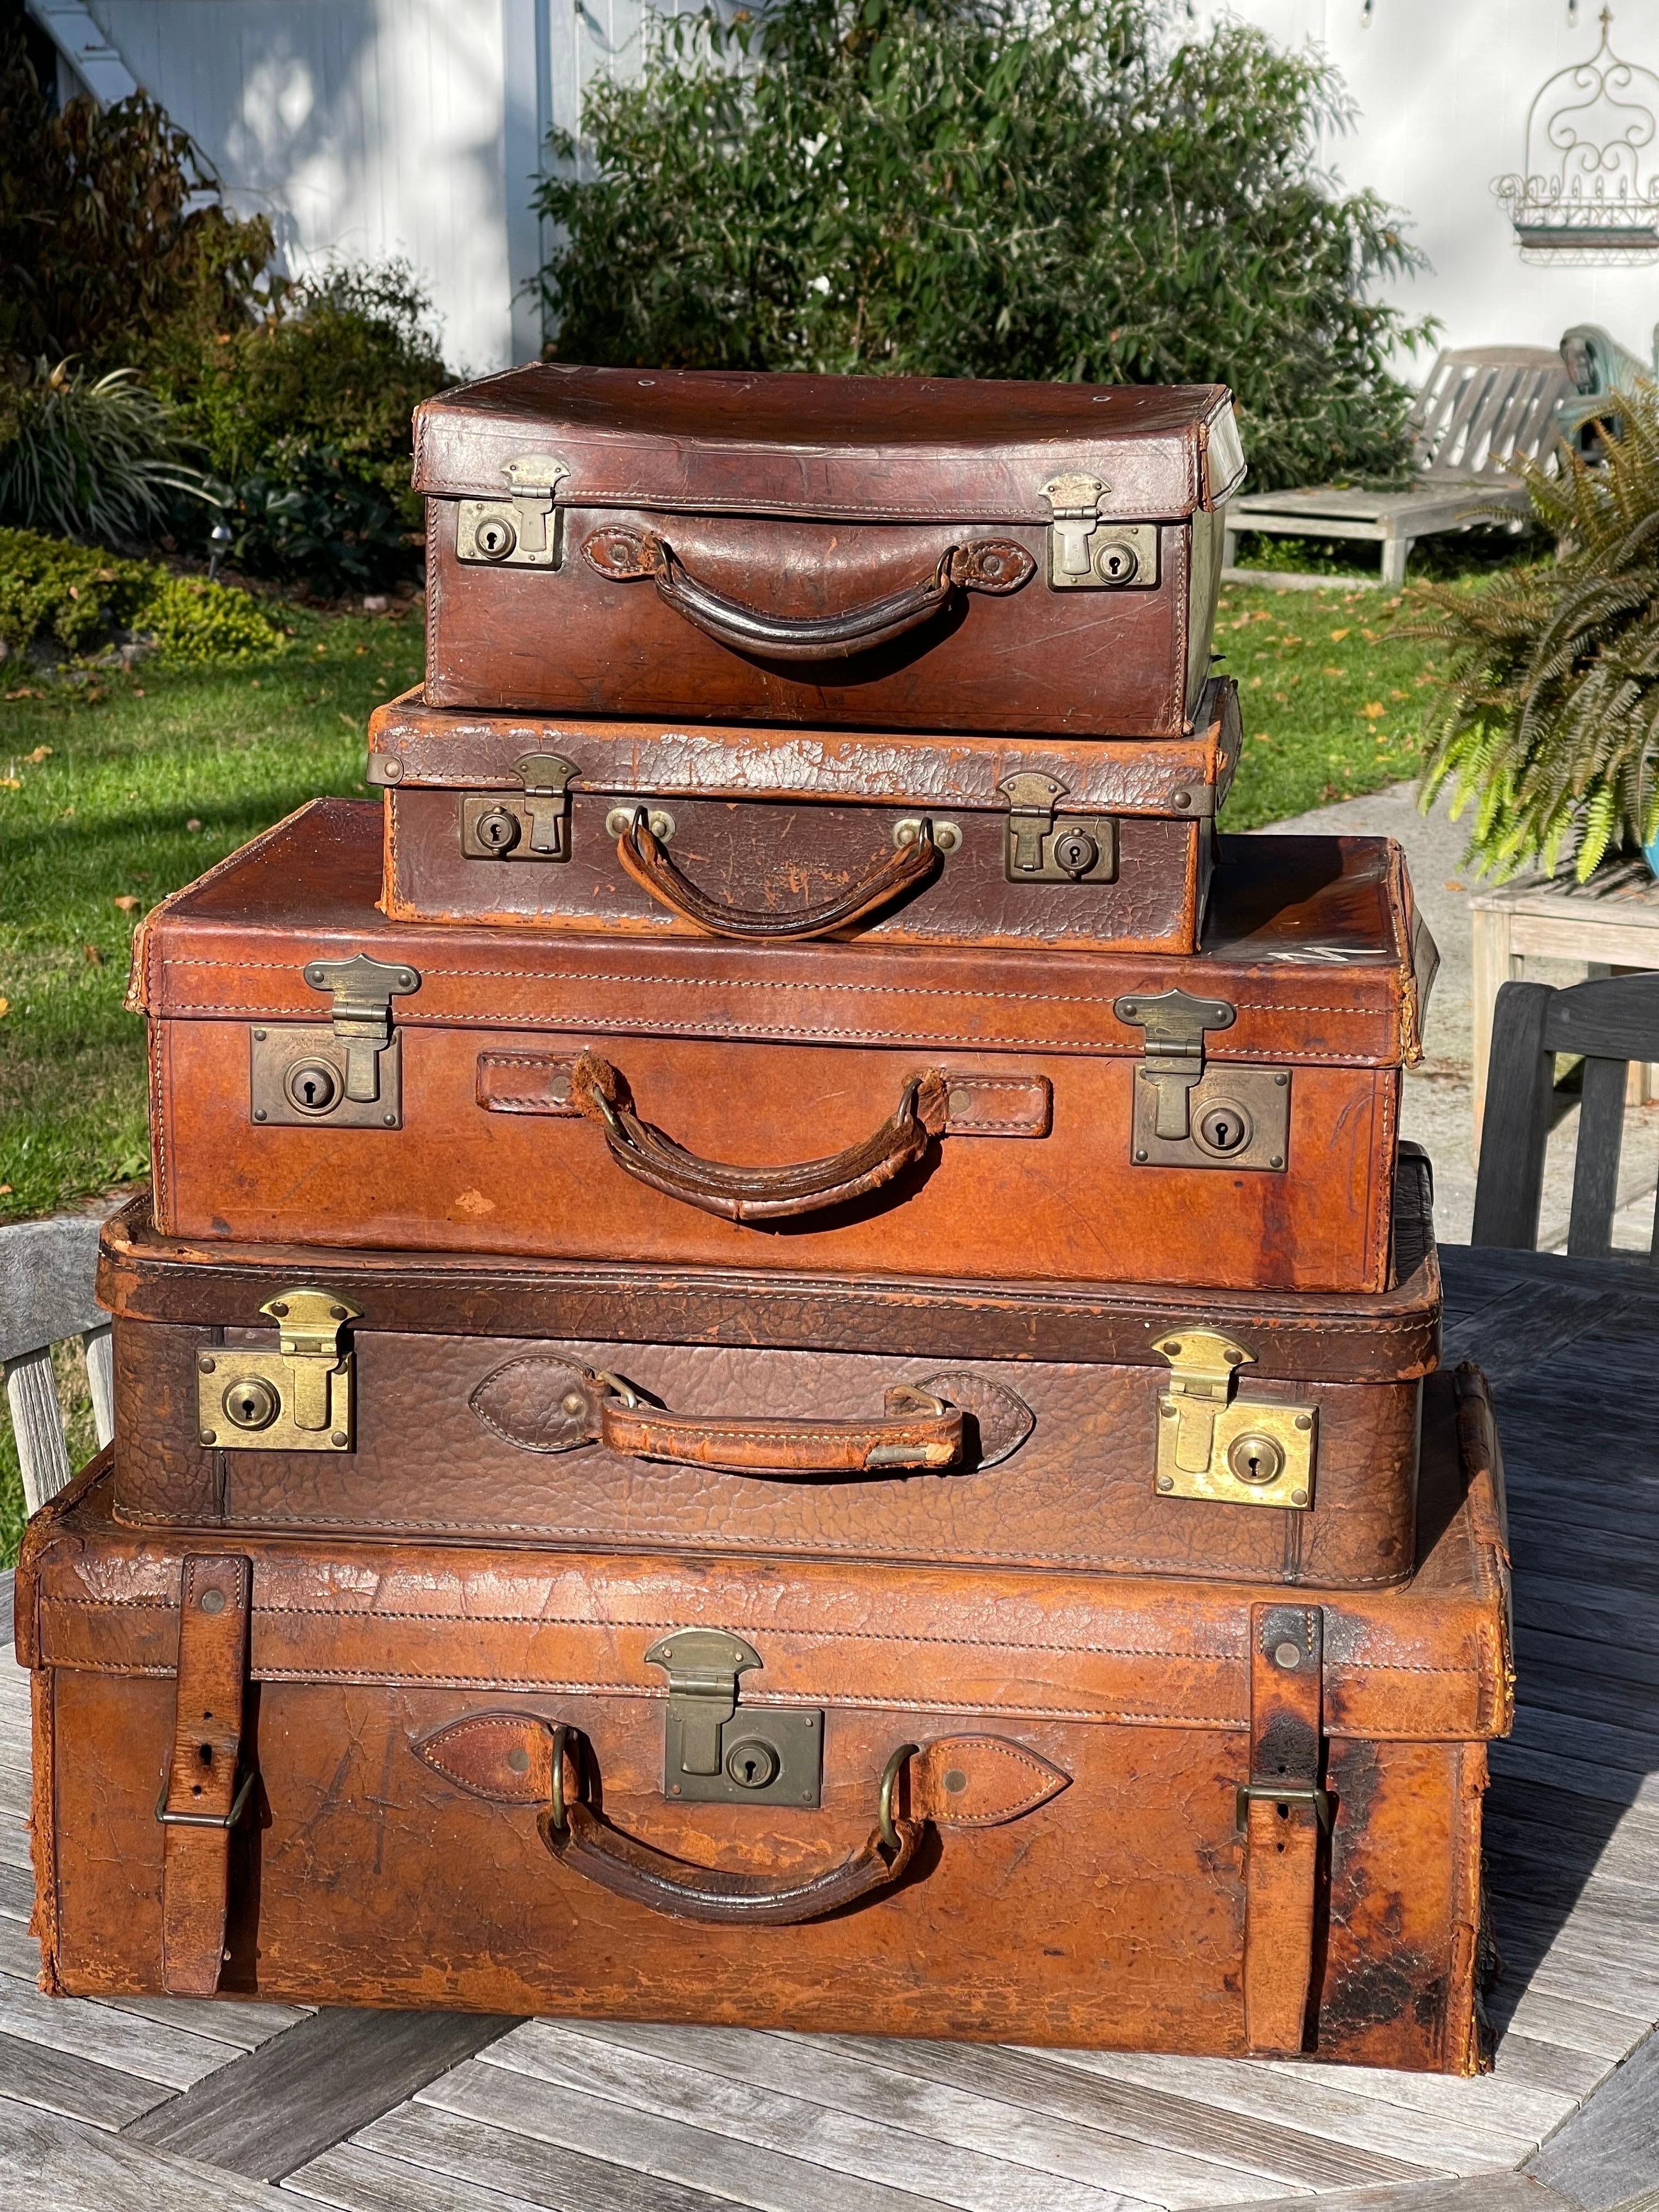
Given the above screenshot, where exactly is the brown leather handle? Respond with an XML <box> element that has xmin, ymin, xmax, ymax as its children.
<box><xmin>583</xmin><ymin>528</ymin><xmax>1034</xmax><ymax>662</ymax></box>
<box><xmin>598</xmin><ymin>1380</ymin><xmax>964</xmax><ymax>1475</ymax></box>
<box><xmin>614</xmin><ymin>808</ymin><xmax>939</xmax><ymax>941</ymax></box>
<box><xmin>540</xmin><ymin>1732</ymin><xmax>922</xmax><ymax>1925</ymax></box>
<box><xmin>571</xmin><ymin>1054</ymin><xmax>949</xmax><ymax>1223</ymax></box>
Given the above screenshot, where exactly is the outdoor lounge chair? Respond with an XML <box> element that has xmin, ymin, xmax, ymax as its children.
<box><xmin>1222</xmin><ymin>344</ymin><xmax>1573</xmax><ymax>587</ymax></box>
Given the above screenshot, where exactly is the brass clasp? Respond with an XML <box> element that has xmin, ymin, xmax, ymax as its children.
<box><xmin>1152</xmin><ymin>1329</ymin><xmax>1316</xmax><ymax>1511</ymax></box>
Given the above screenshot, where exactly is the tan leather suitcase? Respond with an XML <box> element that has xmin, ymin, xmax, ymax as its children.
<box><xmin>95</xmin><ymin>1147</ymin><xmax>1437</xmax><ymax>1587</ymax></box>
<box><xmin>415</xmin><ymin>368</ymin><xmax>1244</xmax><ymax>737</ymax></box>
<box><xmin>17</xmin><ymin>1365</ymin><xmax>1508</xmax><ymax>2066</ymax></box>
<box><xmin>131</xmin><ymin>800</ymin><xmax>1435</xmax><ymax>1295</ymax></box>
<box><xmin>368</xmin><ymin>679</ymin><xmax>1240</xmax><ymax>954</ymax></box>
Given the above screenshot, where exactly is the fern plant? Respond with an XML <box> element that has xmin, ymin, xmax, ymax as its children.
<box><xmin>0</xmin><ymin>358</ymin><xmax>207</xmax><ymax>546</ymax></box>
<box><xmin>1419</xmin><ymin>382</ymin><xmax>1659</xmax><ymax>882</ymax></box>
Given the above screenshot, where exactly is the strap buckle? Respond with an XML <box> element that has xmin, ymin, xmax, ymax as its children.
<box><xmin>156</xmin><ymin>1767</ymin><xmax>256</xmax><ymax>1830</ymax></box>
<box><xmin>1235</xmin><ymin>1782</ymin><xmax>1330</xmax><ymax>1832</ymax></box>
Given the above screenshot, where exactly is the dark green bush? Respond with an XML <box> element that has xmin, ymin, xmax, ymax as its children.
<box><xmin>0</xmin><ymin>358</ymin><xmax>207</xmax><ymax>545</ymax></box>
<box><xmin>0</xmin><ymin>525</ymin><xmax>284</xmax><ymax>665</ymax></box>
<box><xmin>535</xmin><ymin>0</ymin><xmax>1434</xmax><ymax>491</ymax></box>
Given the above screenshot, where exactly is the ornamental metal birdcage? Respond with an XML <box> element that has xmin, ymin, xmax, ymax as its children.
<box><xmin>1493</xmin><ymin>8</ymin><xmax>1659</xmax><ymax>264</ymax></box>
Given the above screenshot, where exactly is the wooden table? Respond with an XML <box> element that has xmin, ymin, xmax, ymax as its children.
<box><xmin>2</xmin><ymin>1243</ymin><xmax>1657</xmax><ymax>2212</ymax></box>
<box><xmin>1471</xmin><ymin>859</ymin><xmax>1659</xmax><ymax>1132</ymax></box>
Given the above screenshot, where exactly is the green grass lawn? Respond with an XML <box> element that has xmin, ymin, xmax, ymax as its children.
<box><xmin>0</xmin><ymin>572</ymin><xmax>1455</xmax><ymax>1557</ymax></box>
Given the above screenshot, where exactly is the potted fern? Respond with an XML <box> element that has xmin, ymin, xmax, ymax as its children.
<box><xmin>1420</xmin><ymin>381</ymin><xmax>1659</xmax><ymax>881</ymax></box>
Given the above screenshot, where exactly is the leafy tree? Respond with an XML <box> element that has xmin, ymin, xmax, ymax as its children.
<box><xmin>533</xmin><ymin>0</ymin><xmax>1435</xmax><ymax>489</ymax></box>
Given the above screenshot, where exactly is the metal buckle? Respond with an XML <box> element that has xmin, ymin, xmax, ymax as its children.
<box><xmin>1235</xmin><ymin>1782</ymin><xmax>1330</xmax><ymax>1832</ymax></box>
<box><xmin>156</xmin><ymin>1767</ymin><xmax>256</xmax><ymax>1830</ymax></box>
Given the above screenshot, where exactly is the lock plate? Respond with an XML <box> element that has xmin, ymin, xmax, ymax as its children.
<box><xmin>455</xmin><ymin>454</ymin><xmax>571</xmax><ymax>568</ymax></box>
<box><xmin>196</xmin><ymin>1288</ymin><xmax>359</xmax><ymax>1453</ymax></box>
<box><xmin>1130</xmin><ymin>1064</ymin><xmax>1291</xmax><ymax>1172</ymax></box>
<box><xmin>997</xmin><ymin>772</ymin><xmax>1118</xmax><ymax>884</ymax></box>
<box><xmin>1041</xmin><ymin>476</ymin><xmax>1159</xmax><ymax>591</ymax></box>
<box><xmin>646</xmin><ymin>1628</ymin><xmax>823</xmax><ymax>1808</ymax></box>
<box><xmin>250</xmin><ymin>1023</ymin><xmax>403</xmax><ymax>1129</ymax></box>
<box><xmin>460</xmin><ymin>754</ymin><xmax>578</xmax><ymax>861</ymax></box>
<box><xmin>1152</xmin><ymin>1328</ymin><xmax>1316</xmax><ymax>1510</ymax></box>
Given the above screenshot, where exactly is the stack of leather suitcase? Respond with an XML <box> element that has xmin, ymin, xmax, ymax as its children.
<box><xmin>19</xmin><ymin>369</ymin><xmax>1512</xmax><ymax>2070</ymax></box>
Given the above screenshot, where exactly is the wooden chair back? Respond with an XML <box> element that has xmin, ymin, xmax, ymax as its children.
<box><xmin>1472</xmin><ymin>973</ymin><xmax>1659</xmax><ymax>1262</ymax></box>
<box><xmin>1408</xmin><ymin>346</ymin><xmax>1572</xmax><ymax>483</ymax></box>
<box><xmin>1</xmin><ymin>1215</ymin><xmax>114</xmax><ymax>1514</ymax></box>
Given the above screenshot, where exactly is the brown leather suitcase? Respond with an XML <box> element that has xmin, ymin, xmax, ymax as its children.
<box><xmin>368</xmin><ymin>679</ymin><xmax>1241</xmax><ymax>953</ymax></box>
<box><xmin>95</xmin><ymin>1146</ymin><xmax>1437</xmax><ymax>1587</ymax></box>
<box><xmin>18</xmin><ymin>1365</ymin><xmax>1508</xmax><ymax>2066</ymax></box>
<box><xmin>415</xmin><ymin>368</ymin><xmax>1244</xmax><ymax>737</ymax></box>
<box><xmin>132</xmin><ymin>800</ymin><xmax>1435</xmax><ymax>1295</ymax></box>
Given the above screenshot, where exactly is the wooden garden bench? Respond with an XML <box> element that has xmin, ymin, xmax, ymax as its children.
<box><xmin>1223</xmin><ymin>345</ymin><xmax>1573</xmax><ymax>587</ymax></box>
<box><xmin>0</xmin><ymin>1212</ymin><xmax>114</xmax><ymax>1515</ymax></box>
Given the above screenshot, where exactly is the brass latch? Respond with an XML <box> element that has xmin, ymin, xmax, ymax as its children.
<box><xmin>303</xmin><ymin>955</ymin><xmax>419</xmax><ymax>1104</ymax></box>
<box><xmin>1114</xmin><ymin>988</ymin><xmax>1235</xmax><ymax>1140</ymax></box>
<box><xmin>196</xmin><ymin>1288</ymin><xmax>360</xmax><ymax>1454</ymax></box>
<box><xmin>455</xmin><ymin>454</ymin><xmax>571</xmax><ymax>567</ymax></box>
<box><xmin>997</xmin><ymin>772</ymin><xmax>1117</xmax><ymax>884</ymax></box>
<box><xmin>1152</xmin><ymin>1330</ymin><xmax>1315</xmax><ymax>1511</ymax></box>
<box><xmin>461</xmin><ymin>753</ymin><xmax>578</xmax><ymax>860</ymax></box>
<box><xmin>645</xmin><ymin>1628</ymin><xmax>822</xmax><ymax>1808</ymax></box>
<box><xmin>250</xmin><ymin>956</ymin><xmax>419</xmax><ymax>1130</ymax></box>
<box><xmin>1041</xmin><ymin>474</ymin><xmax>1159</xmax><ymax>591</ymax></box>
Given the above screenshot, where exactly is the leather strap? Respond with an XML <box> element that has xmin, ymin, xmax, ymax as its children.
<box><xmin>1241</xmin><ymin>1602</ymin><xmax>1325</xmax><ymax>2055</ymax></box>
<box><xmin>616</xmin><ymin>808</ymin><xmax>939</xmax><ymax>941</ymax></box>
<box><xmin>599</xmin><ymin>1386</ymin><xmax>963</xmax><ymax>1475</ymax></box>
<box><xmin>159</xmin><ymin>1555</ymin><xmax>252</xmax><ymax>1997</ymax></box>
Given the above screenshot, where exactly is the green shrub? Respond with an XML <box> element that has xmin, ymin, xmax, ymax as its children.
<box><xmin>0</xmin><ymin>524</ymin><xmax>284</xmax><ymax>665</ymax></box>
<box><xmin>0</xmin><ymin>358</ymin><xmax>208</xmax><ymax>547</ymax></box>
<box><xmin>1419</xmin><ymin>385</ymin><xmax>1659</xmax><ymax>881</ymax></box>
<box><xmin>534</xmin><ymin>0</ymin><xmax>1434</xmax><ymax>490</ymax></box>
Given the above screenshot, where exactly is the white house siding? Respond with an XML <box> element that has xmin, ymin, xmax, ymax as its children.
<box><xmin>1187</xmin><ymin>0</ymin><xmax>1659</xmax><ymax>371</ymax></box>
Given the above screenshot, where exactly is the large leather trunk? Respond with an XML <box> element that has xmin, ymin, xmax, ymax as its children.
<box><xmin>17</xmin><ymin>1367</ymin><xmax>1508</xmax><ymax>2065</ymax></box>
<box><xmin>95</xmin><ymin>1148</ymin><xmax>1438</xmax><ymax>1587</ymax></box>
<box><xmin>132</xmin><ymin>799</ymin><xmax>1435</xmax><ymax>1295</ymax></box>
<box><xmin>415</xmin><ymin>368</ymin><xmax>1244</xmax><ymax>737</ymax></box>
<box><xmin>368</xmin><ymin>679</ymin><xmax>1241</xmax><ymax>954</ymax></box>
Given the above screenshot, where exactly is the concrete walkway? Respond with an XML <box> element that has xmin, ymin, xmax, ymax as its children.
<box><xmin>1252</xmin><ymin>782</ymin><xmax>1659</xmax><ymax>1249</ymax></box>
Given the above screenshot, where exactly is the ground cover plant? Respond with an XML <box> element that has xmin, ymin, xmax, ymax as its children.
<box><xmin>537</xmin><ymin>0</ymin><xmax>1435</xmax><ymax>490</ymax></box>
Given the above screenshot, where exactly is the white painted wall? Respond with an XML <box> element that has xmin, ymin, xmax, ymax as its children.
<box><xmin>1186</xmin><ymin>0</ymin><xmax>1659</xmax><ymax>371</ymax></box>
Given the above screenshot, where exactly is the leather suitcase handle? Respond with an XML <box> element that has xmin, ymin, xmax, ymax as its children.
<box><xmin>540</xmin><ymin>1731</ymin><xmax>922</xmax><ymax>1925</ymax></box>
<box><xmin>598</xmin><ymin>1380</ymin><xmax>964</xmax><ymax>1475</ymax></box>
<box><xmin>571</xmin><ymin>1053</ymin><xmax>949</xmax><ymax>1223</ymax></box>
<box><xmin>614</xmin><ymin>806</ymin><xmax>939</xmax><ymax>941</ymax></box>
<box><xmin>583</xmin><ymin>527</ymin><xmax>1034</xmax><ymax>662</ymax></box>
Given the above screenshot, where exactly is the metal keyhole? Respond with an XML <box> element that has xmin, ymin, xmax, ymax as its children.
<box><xmin>1227</xmin><ymin>1431</ymin><xmax>1286</xmax><ymax>1486</ymax></box>
<box><xmin>475</xmin><ymin>806</ymin><xmax>521</xmax><ymax>853</ymax></box>
<box><xmin>284</xmin><ymin>1059</ymin><xmax>342</xmax><ymax>1115</ymax></box>
<box><xmin>1051</xmin><ymin>827</ymin><xmax>1099</xmax><ymax>878</ymax></box>
<box><xmin>475</xmin><ymin>515</ymin><xmax>517</xmax><ymax>560</ymax></box>
<box><xmin>1197</xmin><ymin>1100</ymin><xmax>1253</xmax><ymax>1156</ymax></box>
<box><xmin>724</xmin><ymin>1737</ymin><xmax>780</xmax><ymax>1790</ymax></box>
<box><xmin>1095</xmin><ymin>540</ymin><xmax>1138</xmax><ymax>583</ymax></box>
<box><xmin>222</xmin><ymin>1376</ymin><xmax>280</xmax><ymax>1431</ymax></box>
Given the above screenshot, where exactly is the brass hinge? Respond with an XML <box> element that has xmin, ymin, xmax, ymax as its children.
<box><xmin>196</xmin><ymin>1287</ymin><xmax>360</xmax><ymax>1454</ymax></box>
<box><xmin>645</xmin><ymin>1628</ymin><xmax>822</xmax><ymax>1807</ymax></box>
<box><xmin>455</xmin><ymin>453</ymin><xmax>571</xmax><ymax>567</ymax></box>
<box><xmin>1114</xmin><ymin>988</ymin><xmax>1235</xmax><ymax>1140</ymax></box>
<box><xmin>997</xmin><ymin>772</ymin><xmax>1117</xmax><ymax>883</ymax></box>
<box><xmin>461</xmin><ymin>752</ymin><xmax>578</xmax><ymax>860</ymax></box>
<box><xmin>1041</xmin><ymin>474</ymin><xmax>1159</xmax><ymax>591</ymax></box>
<box><xmin>1152</xmin><ymin>1329</ymin><xmax>1316</xmax><ymax>1511</ymax></box>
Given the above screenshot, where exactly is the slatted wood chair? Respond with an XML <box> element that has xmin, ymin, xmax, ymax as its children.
<box><xmin>1</xmin><ymin>1214</ymin><xmax>114</xmax><ymax>1513</ymax></box>
<box><xmin>1472</xmin><ymin>973</ymin><xmax>1659</xmax><ymax>1261</ymax></box>
<box><xmin>1224</xmin><ymin>345</ymin><xmax>1573</xmax><ymax>586</ymax></box>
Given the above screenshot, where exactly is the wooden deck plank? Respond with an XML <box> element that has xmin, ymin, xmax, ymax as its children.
<box><xmin>0</xmin><ymin>1967</ymin><xmax>245</xmax><ymax>2090</ymax></box>
<box><xmin>0</xmin><ymin>2025</ymin><xmax>173</xmax><ymax>2132</ymax></box>
<box><xmin>298</xmin><ymin>2101</ymin><xmax>768</xmax><ymax>2212</ymax></box>
<box><xmin>1216</xmin><ymin>2176</ymin><xmax>1578</xmax><ymax>2212</ymax></box>
<box><xmin>485</xmin><ymin>2019</ymin><xmax>1150</xmax><ymax>2212</ymax></box>
<box><xmin>0</xmin><ymin>2089</ymin><xmax>285</xmax><ymax>2210</ymax></box>
<box><xmin>1491</xmin><ymin>1984</ymin><xmax>1654</xmax><ymax>2064</ymax></box>
<box><xmin>567</xmin><ymin>2018</ymin><xmax>1298</xmax><ymax>2204</ymax></box>
<box><xmin>122</xmin><ymin>2005</ymin><xmax>520</xmax><ymax>2181</ymax></box>
<box><xmin>421</xmin><ymin>2055</ymin><xmax>974</xmax><ymax>2212</ymax></box>
<box><xmin>283</xmin><ymin>2140</ymin><xmax>558</xmax><ymax>2212</ymax></box>
<box><xmin>101</xmin><ymin>1993</ymin><xmax>313</xmax><ymax>2052</ymax></box>
<box><xmin>1525</xmin><ymin>2029</ymin><xmax>1659</xmax><ymax>2211</ymax></box>
<box><xmin>789</xmin><ymin>2033</ymin><xmax>1435</xmax><ymax>2193</ymax></box>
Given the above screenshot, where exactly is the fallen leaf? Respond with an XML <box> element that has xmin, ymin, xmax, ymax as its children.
<box><xmin>83</xmin><ymin>944</ymin><xmax>104</xmax><ymax>966</ymax></box>
<box><xmin>1390</xmin><ymin>689</ymin><xmax>1407</xmax><ymax>701</ymax></box>
<box><xmin>186</xmin><ymin>817</ymin><xmax>202</xmax><ymax>832</ymax></box>
<box><xmin>132</xmin><ymin>686</ymin><xmax>144</xmax><ymax>696</ymax></box>
<box><xmin>113</xmin><ymin>895</ymin><xmax>140</xmax><ymax>912</ymax></box>
<box><xmin>1322</xmin><ymin>664</ymin><xmax>1344</xmax><ymax>676</ymax></box>
<box><xmin>1445</xmin><ymin>880</ymin><xmax>1466</xmax><ymax>893</ymax></box>
<box><xmin>1329</xmin><ymin>628</ymin><xmax>1351</xmax><ymax>642</ymax></box>
<box><xmin>0</xmin><ymin>998</ymin><xmax>9</xmax><ymax>1018</ymax></box>
<box><xmin>4</xmin><ymin>686</ymin><xmax>43</xmax><ymax>701</ymax></box>
<box><xmin>0</xmin><ymin>777</ymin><xmax>19</xmax><ymax>791</ymax></box>
<box><xmin>1362</xmin><ymin>701</ymin><xmax>1386</xmax><ymax>719</ymax></box>
<box><xmin>0</xmin><ymin>1186</ymin><xmax>11</xmax><ymax>1197</ymax></box>
<box><xmin>27</xmin><ymin>745</ymin><xmax>51</xmax><ymax>763</ymax></box>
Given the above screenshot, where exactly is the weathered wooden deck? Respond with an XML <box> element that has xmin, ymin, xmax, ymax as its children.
<box><xmin>3</xmin><ymin>1242</ymin><xmax>1657</xmax><ymax>2211</ymax></box>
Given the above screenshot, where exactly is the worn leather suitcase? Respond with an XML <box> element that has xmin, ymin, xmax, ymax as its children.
<box><xmin>367</xmin><ymin>679</ymin><xmax>1241</xmax><ymax>953</ymax></box>
<box><xmin>18</xmin><ymin>1367</ymin><xmax>1508</xmax><ymax>2064</ymax></box>
<box><xmin>415</xmin><ymin>368</ymin><xmax>1244</xmax><ymax>737</ymax></box>
<box><xmin>133</xmin><ymin>800</ymin><xmax>1434</xmax><ymax>1295</ymax></box>
<box><xmin>95</xmin><ymin>1146</ymin><xmax>1437</xmax><ymax>1587</ymax></box>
